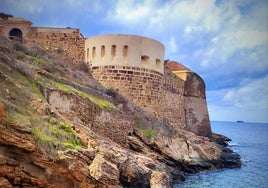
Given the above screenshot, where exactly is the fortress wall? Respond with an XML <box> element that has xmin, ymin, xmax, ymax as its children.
<box><xmin>163</xmin><ymin>69</ymin><xmax>186</xmax><ymax>130</ymax></box>
<box><xmin>163</xmin><ymin>63</ymin><xmax>211</xmax><ymax>137</ymax></box>
<box><xmin>30</xmin><ymin>27</ymin><xmax>85</xmax><ymax>64</ymax></box>
<box><xmin>183</xmin><ymin>73</ymin><xmax>212</xmax><ymax>137</ymax></box>
<box><xmin>86</xmin><ymin>34</ymin><xmax>165</xmax><ymax>117</ymax></box>
<box><xmin>0</xmin><ymin>17</ymin><xmax>32</xmax><ymax>38</ymax></box>
<box><xmin>85</xmin><ymin>34</ymin><xmax>164</xmax><ymax>74</ymax></box>
<box><xmin>92</xmin><ymin>65</ymin><xmax>164</xmax><ymax>118</ymax></box>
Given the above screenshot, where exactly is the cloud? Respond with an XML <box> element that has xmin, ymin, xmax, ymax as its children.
<box><xmin>168</xmin><ymin>37</ymin><xmax>178</xmax><ymax>53</ymax></box>
<box><xmin>223</xmin><ymin>76</ymin><xmax>268</xmax><ymax>108</ymax></box>
<box><xmin>105</xmin><ymin>0</ymin><xmax>153</xmax><ymax>26</ymax></box>
<box><xmin>207</xmin><ymin>75</ymin><xmax>268</xmax><ymax>122</ymax></box>
<box><xmin>1</xmin><ymin>0</ymin><xmax>46</xmax><ymax>15</ymax></box>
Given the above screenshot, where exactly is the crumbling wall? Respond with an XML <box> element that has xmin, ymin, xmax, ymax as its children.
<box><xmin>183</xmin><ymin>72</ymin><xmax>212</xmax><ymax>137</ymax></box>
<box><xmin>30</xmin><ymin>27</ymin><xmax>85</xmax><ymax>64</ymax></box>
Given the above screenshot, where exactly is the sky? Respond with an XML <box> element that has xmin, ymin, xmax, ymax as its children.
<box><xmin>1</xmin><ymin>0</ymin><xmax>268</xmax><ymax>123</ymax></box>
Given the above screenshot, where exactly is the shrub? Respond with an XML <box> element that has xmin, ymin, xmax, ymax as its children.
<box><xmin>142</xmin><ymin>128</ymin><xmax>156</xmax><ymax>140</ymax></box>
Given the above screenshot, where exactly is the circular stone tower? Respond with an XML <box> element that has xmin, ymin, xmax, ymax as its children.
<box><xmin>85</xmin><ymin>34</ymin><xmax>165</xmax><ymax>117</ymax></box>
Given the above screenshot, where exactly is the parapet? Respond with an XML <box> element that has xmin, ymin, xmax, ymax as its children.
<box><xmin>85</xmin><ymin>34</ymin><xmax>165</xmax><ymax>74</ymax></box>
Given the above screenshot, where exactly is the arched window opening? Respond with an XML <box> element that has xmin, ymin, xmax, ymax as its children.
<box><xmin>156</xmin><ymin>59</ymin><xmax>161</xmax><ymax>68</ymax></box>
<box><xmin>111</xmin><ymin>45</ymin><xmax>116</xmax><ymax>59</ymax></box>
<box><xmin>123</xmin><ymin>45</ymin><xmax>128</xmax><ymax>57</ymax></box>
<box><xmin>101</xmin><ymin>45</ymin><xmax>105</xmax><ymax>58</ymax></box>
<box><xmin>92</xmin><ymin>47</ymin><xmax>96</xmax><ymax>59</ymax></box>
<box><xmin>9</xmin><ymin>28</ymin><xmax>23</xmax><ymax>38</ymax></box>
<box><xmin>87</xmin><ymin>48</ymin><xmax>89</xmax><ymax>59</ymax></box>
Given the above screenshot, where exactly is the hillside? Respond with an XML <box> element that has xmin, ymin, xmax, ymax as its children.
<box><xmin>0</xmin><ymin>37</ymin><xmax>240</xmax><ymax>188</ymax></box>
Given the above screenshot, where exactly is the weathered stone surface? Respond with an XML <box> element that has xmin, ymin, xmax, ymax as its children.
<box><xmin>164</xmin><ymin>62</ymin><xmax>212</xmax><ymax>137</ymax></box>
<box><xmin>0</xmin><ymin>177</ymin><xmax>12</xmax><ymax>188</ymax></box>
<box><xmin>150</xmin><ymin>171</ymin><xmax>172</xmax><ymax>188</ymax></box>
<box><xmin>89</xmin><ymin>154</ymin><xmax>120</xmax><ymax>186</ymax></box>
<box><xmin>0</xmin><ymin>129</ymin><xmax>36</xmax><ymax>152</ymax></box>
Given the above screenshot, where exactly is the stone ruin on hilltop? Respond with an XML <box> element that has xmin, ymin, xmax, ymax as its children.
<box><xmin>0</xmin><ymin>15</ymin><xmax>212</xmax><ymax>137</ymax></box>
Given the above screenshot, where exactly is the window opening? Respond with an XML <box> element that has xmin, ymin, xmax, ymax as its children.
<box><xmin>101</xmin><ymin>45</ymin><xmax>105</xmax><ymax>58</ymax></box>
<box><xmin>111</xmin><ymin>45</ymin><xmax>116</xmax><ymax>57</ymax></box>
<box><xmin>156</xmin><ymin>59</ymin><xmax>161</xmax><ymax>68</ymax></box>
<box><xmin>141</xmin><ymin>55</ymin><xmax>150</xmax><ymax>63</ymax></box>
<box><xmin>123</xmin><ymin>45</ymin><xmax>128</xmax><ymax>57</ymax></box>
<box><xmin>92</xmin><ymin>47</ymin><xmax>96</xmax><ymax>59</ymax></box>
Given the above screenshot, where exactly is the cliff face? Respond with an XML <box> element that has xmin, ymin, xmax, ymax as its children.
<box><xmin>0</xmin><ymin>38</ymin><xmax>240</xmax><ymax>187</ymax></box>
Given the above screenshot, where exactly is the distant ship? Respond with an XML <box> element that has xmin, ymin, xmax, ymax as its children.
<box><xmin>237</xmin><ymin>121</ymin><xmax>244</xmax><ymax>123</ymax></box>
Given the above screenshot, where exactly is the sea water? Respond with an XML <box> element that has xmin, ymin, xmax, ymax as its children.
<box><xmin>174</xmin><ymin>121</ymin><xmax>268</xmax><ymax>188</ymax></box>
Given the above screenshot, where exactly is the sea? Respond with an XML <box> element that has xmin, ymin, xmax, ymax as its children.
<box><xmin>174</xmin><ymin>121</ymin><xmax>268</xmax><ymax>188</ymax></box>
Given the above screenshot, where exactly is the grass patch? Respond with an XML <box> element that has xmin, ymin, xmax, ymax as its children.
<box><xmin>55</xmin><ymin>81</ymin><xmax>116</xmax><ymax>109</ymax></box>
<box><xmin>32</xmin><ymin>57</ymin><xmax>42</xmax><ymax>67</ymax></box>
<box><xmin>28</xmin><ymin>78</ymin><xmax>46</xmax><ymax>101</ymax></box>
<box><xmin>134</xmin><ymin>114</ymin><xmax>157</xmax><ymax>140</ymax></box>
<box><xmin>142</xmin><ymin>128</ymin><xmax>156</xmax><ymax>140</ymax></box>
<box><xmin>32</xmin><ymin>117</ymin><xmax>81</xmax><ymax>159</ymax></box>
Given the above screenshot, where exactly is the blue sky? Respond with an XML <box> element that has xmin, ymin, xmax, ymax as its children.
<box><xmin>1</xmin><ymin>0</ymin><xmax>268</xmax><ymax>123</ymax></box>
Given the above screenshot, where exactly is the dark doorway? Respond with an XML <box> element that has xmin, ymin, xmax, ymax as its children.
<box><xmin>9</xmin><ymin>28</ymin><xmax>23</xmax><ymax>38</ymax></box>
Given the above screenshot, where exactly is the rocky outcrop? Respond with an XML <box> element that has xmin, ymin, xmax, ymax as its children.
<box><xmin>0</xmin><ymin>37</ymin><xmax>241</xmax><ymax>187</ymax></box>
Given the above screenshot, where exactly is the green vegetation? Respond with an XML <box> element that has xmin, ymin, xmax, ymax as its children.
<box><xmin>32</xmin><ymin>56</ymin><xmax>42</xmax><ymax>67</ymax></box>
<box><xmin>32</xmin><ymin>117</ymin><xmax>81</xmax><ymax>159</ymax></box>
<box><xmin>134</xmin><ymin>114</ymin><xmax>157</xmax><ymax>140</ymax></box>
<box><xmin>55</xmin><ymin>81</ymin><xmax>116</xmax><ymax>109</ymax></box>
<box><xmin>142</xmin><ymin>128</ymin><xmax>156</xmax><ymax>140</ymax></box>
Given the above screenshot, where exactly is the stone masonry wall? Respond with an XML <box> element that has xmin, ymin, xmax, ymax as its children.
<box><xmin>30</xmin><ymin>28</ymin><xmax>85</xmax><ymax>64</ymax></box>
<box><xmin>91</xmin><ymin>65</ymin><xmax>164</xmax><ymax>118</ymax></box>
<box><xmin>163</xmin><ymin>64</ymin><xmax>212</xmax><ymax>137</ymax></box>
<box><xmin>163</xmin><ymin>69</ymin><xmax>186</xmax><ymax>130</ymax></box>
<box><xmin>183</xmin><ymin>73</ymin><xmax>212</xmax><ymax>137</ymax></box>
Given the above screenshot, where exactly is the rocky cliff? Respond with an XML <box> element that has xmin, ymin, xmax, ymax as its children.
<box><xmin>0</xmin><ymin>37</ymin><xmax>241</xmax><ymax>187</ymax></box>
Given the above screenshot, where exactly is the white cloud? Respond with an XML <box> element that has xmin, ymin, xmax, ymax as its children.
<box><xmin>106</xmin><ymin>0</ymin><xmax>152</xmax><ymax>25</ymax></box>
<box><xmin>223</xmin><ymin>76</ymin><xmax>268</xmax><ymax>108</ymax></box>
<box><xmin>208</xmin><ymin>75</ymin><xmax>268</xmax><ymax>122</ymax></box>
<box><xmin>168</xmin><ymin>37</ymin><xmax>178</xmax><ymax>53</ymax></box>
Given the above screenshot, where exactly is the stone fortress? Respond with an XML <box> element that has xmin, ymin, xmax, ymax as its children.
<box><xmin>0</xmin><ymin>14</ymin><xmax>212</xmax><ymax>137</ymax></box>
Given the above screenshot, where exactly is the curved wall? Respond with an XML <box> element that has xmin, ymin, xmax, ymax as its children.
<box><xmin>85</xmin><ymin>34</ymin><xmax>165</xmax><ymax>117</ymax></box>
<box><xmin>85</xmin><ymin>34</ymin><xmax>164</xmax><ymax>73</ymax></box>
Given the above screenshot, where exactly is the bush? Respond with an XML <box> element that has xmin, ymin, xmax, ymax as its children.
<box><xmin>142</xmin><ymin>128</ymin><xmax>156</xmax><ymax>140</ymax></box>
